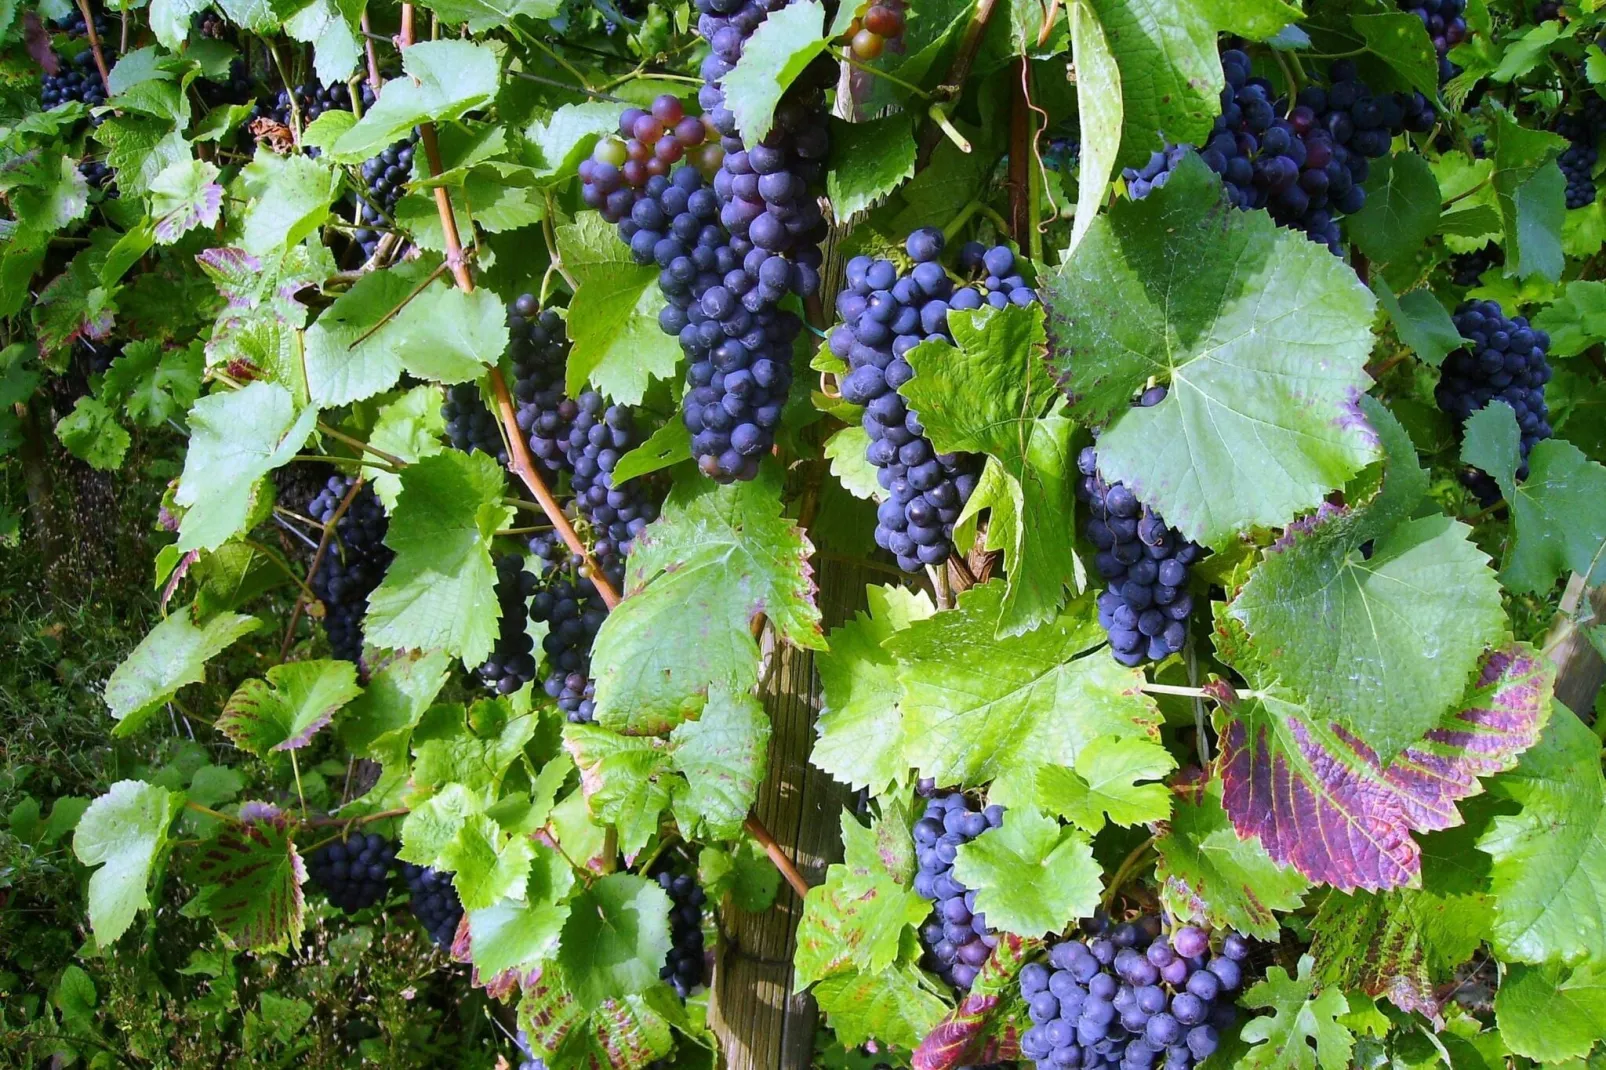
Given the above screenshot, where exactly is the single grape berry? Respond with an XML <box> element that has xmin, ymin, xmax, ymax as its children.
<box><xmin>307</xmin><ymin>833</ymin><xmax>397</xmax><ymax>913</ymax></box>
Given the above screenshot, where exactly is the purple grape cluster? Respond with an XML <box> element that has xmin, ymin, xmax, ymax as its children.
<box><xmin>354</xmin><ymin>135</ymin><xmax>417</xmax><ymax>259</ymax></box>
<box><xmin>619</xmin><ymin>167</ymin><xmax>801</xmax><ymax>481</ymax></box>
<box><xmin>80</xmin><ymin>157</ymin><xmax>114</xmax><ymax>192</ymax></box>
<box><xmin>442</xmin><ymin>382</ymin><xmax>509</xmax><ymax>465</ymax></box>
<box><xmin>913</xmin><ymin>792</ymin><xmax>1003</xmax><ymax>990</ymax></box>
<box><xmin>1075</xmin><ymin>389</ymin><xmax>1199</xmax><ymax>667</ymax></box>
<box><xmin>1020</xmin><ymin>920</ymin><xmax>1249</xmax><ymax>1070</ymax></box>
<box><xmin>1436</xmin><ymin>300</ymin><xmax>1552</xmax><ymax>497</ymax></box>
<box><xmin>308</xmin><ymin>475</ymin><xmax>393</xmax><ymax>665</ymax></box>
<box><xmin>833</xmin><ymin>230</ymin><xmax>1037</xmax><ymax>571</ymax></box>
<box><xmin>507</xmin><ymin>296</ymin><xmax>572</xmax><ymax>477</ymax></box>
<box><xmin>264</xmin><ymin>81</ymin><xmax>376</xmax><ymax>127</ymax></box>
<box><xmin>53</xmin><ymin>8</ymin><xmax>112</xmax><ymax>38</ymax></box>
<box><xmin>657</xmin><ymin>870</ymin><xmax>708</xmax><ymax>998</ymax></box>
<box><xmin>195</xmin><ymin>59</ymin><xmax>254</xmax><ymax>110</ymax></box>
<box><xmin>698</xmin><ymin>0</ymin><xmax>833</xmax><ymax>296</ymax></box>
<box><xmin>41</xmin><ymin>50</ymin><xmax>108</xmax><ymax>110</ymax></box>
<box><xmin>476</xmin><ymin>554</ymin><xmax>539</xmax><ymax>695</ymax></box>
<box><xmin>580</xmin><ymin>95</ymin><xmax>722</xmax><ymax>222</ymax></box>
<box><xmin>307</xmin><ymin>832</ymin><xmax>397</xmax><ymax>913</ymax></box>
<box><xmin>1126</xmin><ymin>52</ymin><xmax>1432</xmax><ymax>252</ymax></box>
<box><xmin>529</xmin><ymin>571</ymin><xmax>610</xmax><ymax>723</ymax></box>
<box><xmin>1398</xmin><ymin>0</ymin><xmax>1468</xmax><ymax>83</ymax></box>
<box><xmin>1449</xmin><ymin>243</ymin><xmax>1502</xmax><ymax>287</ymax></box>
<box><xmin>401</xmin><ymin>862</ymin><xmax>463</xmax><ymax>949</ymax></box>
<box><xmin>1555</xmin><ymin>96</ymin><xmax>1606</xmax><ymax>209</ymax></box>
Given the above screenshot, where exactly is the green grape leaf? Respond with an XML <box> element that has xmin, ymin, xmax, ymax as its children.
<box><xmin>1489</xmin><ymin>105</ymin><xmax>1568</xmax><ymax>283</ymax></box>
<box><xmin>558</xmin><ymin>212</ymin><xmax>684</xmax><ymax>406</ymax></box>
<box><xmin>400</xmin><ymin>783</ymin><xmax>484</xmax><ymax>867</ymax></box>
<box><xmin>100</xmin><ymin>339</ymin><xmax>202</xmax><ymax>429</ymax></box>
<box><xmin>467</xmin><ymin>843</ymin><xmax>575</xmax><ymax>978</ymax></box>
<box><xmin>1478</xmin><ymin>708</ymin><xmax>1606</xmax><ymax>967</ymax></box>
<box><xmin>149</xmin><ymin>158</ymin><xmax>223</xmax><ymax>244</ymax></box>
<box><xmin>73</xmin><ymin>780</ymin><xmax>183</xmax><ymax>947</ymax></box>
<box><xmin>1533</xmin><ymin>279</ymin><xmax>1606</xmax><ymax>357</ymax></box>
<box><xmin>1067</xmin><ymin>0</ymin><xmax>1121</xmax><ymax>252</ymax></box>
<box><xmin>795</xmin><ymin>809</ymin><xmax>932</xmax><ymax>986</ymax></box>
<box><xmin>174</xmin><ymin>380</ymin><xmax>318</xmax><ymax>552</ymax></box>
<box><xmin>340</xmin><ymin>649</ymin><xmax>452</xmax><ymax>759</ymax></box>
<box><xmin>563</xmin><ymin>724</ymin><xmax>674</xmax><ymax>857</ymax></box>
<box><xmin>699</xmin><ymin>839</ymin><xmax>781</xmax><ymax>913</ymax></box>
<box><xmin>886</xmin><ymin>581</ymin><xmax>1159</xmax><ymax>788</ymax></box>
<box><xmin>93</xmin><ymin>114</ymin><xmax>188</xmax><ymax>198</ymax></box>
<box><xmin>1155</xmin><ymin>777</ymin><xmax>1309</xmax><ymax>941</ymax></box>
<box><xmin>237</xmin><ymin>149</ymin><xmax>341</xmax><ymax>257</ymax></box>
<box><xmin>823</xmin><ymin>424</ymin><xmax>880</xmax><ymax>502</ymax></box>
<box><xmin>8</xmin><ymin>155</ymin><xmax>88</xmax><ymax>249</ymax></box>
<box><xmin>104</xmin><ymin>605</ymin><xmax>261</xmax><ymax>736</ymax></box>
<box><xmin>281</xmin><ymin>0</ymin><xmax>360</xmax><ymax>86</ymax></box>
<box><xmin>216</xmin><ymin>659</ymin><xmax>362</xmax><ymax>757</ymax></box>
<box><xmin>1494</xmin><ymin>961</ymin><xmax>1606</xmax><ymax>1063</ymax></box>
<box><xmin>1043</xmin><ymin>154</ymin><xmax>1378</xmax><ymax>549</ymax></box>
<box><xmin>54</xmin><ymin>396</ymin><xmax>130</xmax><ymax>470</ymax></box>
<box><xmin>438</xmin><ymin>812</ymin><xmax>536</xmax><ymax>910</ymax></box>
<box><xmin>329</xmin><ymin>40</ymin><xmax>504</xmax><ymax>161</ymax></box>
<box><xmin>417</xmin><ymin>0</ymin><xmax>559</xmax><ymax>31</ymax></box>
<box><xmin>1348</xmin><ymin>152</ymin><xmax>1443</xmax><ymax>266</ymax></box>
<box><xmin>190</xmin><ymin>806</ymin><xmax>306</xmax><ymax>951</ymax></box>
<box><xmin>556</xmin><ymin>873</ymin><xmax>673</xmax><ymax>1011</ymax></box>
<box><xmin>1373</xmin><ymin>277</ymin><xmax>1463</xmax><ymax>369</ymax></box>
<box><xmin>1032</xmin><ymin>734</ymin><xmax>1176</xmax><ymax>833</ymax></box>
<box><xmin>951</xmin><ymin>806</ymin><xmax>1100</xmax><ymax>937</ymax></box>
<box><xmin>365</xmin><ymin>451</ymin><xmax>514</xmax><ymax>665</ymax></box>
<box><xmin>611</xmin><ymin>419</ymin><xmax>691</xmax><ymax>486</ymax></box>
<box><xmin>527</xmin><ymin>102</ymin><xmax>621</xmax><ymax>181</ymax></box>
<box><xmin>1462</xmin><ymin>403</ymin><xmax>1606</xmax><ymax>594</ymax></box>
<box><xmin>591</xmin><ymin>470</ymin><xmax>822</xmax><ymax>732</ymax></box>
<box><xmin>903</xmin><ymin>304</ymin><xmax>1077</xmax><ymax>636</ymax></box>
<box><xmin>811</xmin><ymin>960</ymin><xmax>950</xmax><ymax>1050</ymax></box>
<box><xmin>669</xmin><ymin>684</ymin><xmax>771</xmax><ymax>841</ymax></box>
<box><xmin>814</xmin><ymin>584</ymin><xmax>936</xmax><ymax>795</ymax></box>
<box><xmin>363</xmin><ymin>385</ymin><xmax>448</xmax><ymax>511</ymax></box>
<box><xmin>1240</xmin><ymin>955</ymin><xmax>1355</xmax><ymax>1070</ymax></box>
<box><xmin>826</xmin><ymin>114</ymin><xmax>917</xmax><ymax>220</ymax></box>
<box><xmin>517</xmin><ymin>979</ymin><xmax>672</xmax><ymax>1067</ymax></box>
<box><xmin>721</xmin><ymin>0</ymin><xmax>829</xmax><ymax>146</ymax></box>
<box><xmin>1352</xmin><ymin>12</ymin><xmax>1441</xmax><ymax>98</ymax></box>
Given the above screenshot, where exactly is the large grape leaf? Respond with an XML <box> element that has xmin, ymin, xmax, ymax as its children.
<box><xmin>989</xmin><ymin>734</ymin><xmax>1175</xmax><ymax>834</ymax></box>
<box><xmin>1488</xmin><ymin>104</ymin><xmax>1568</xmax><ymax>283</ymax></box>
<box><xmin>1042</xmin><ymin>154</ymin><xmax>1378</xmax><ymax>549</ymax></box>
<box><xmin>1347</xmin><ymin>152</ymin><xmax>1442</xmax><ymax>266</ymax></box>
<box><xmin>327</xmin><ymin>40</ymin><xmax>503</xmax><ymax>162</ymax></box>
<box><xmin>236</xmin><ymin>149</ymin><xmax>341</xmax><ymax>257</ymax></box>
<box><xmin>1461</xmin><ymin>402</ymin><xmax>1606</xmax><ymax>595</ymax></box>
<box><xmin>558</xmin><ymin>213</ymin><xmax>683</xmax><ymax>406</ymax></box>
<box><xmin>669</xmin><ymin>685</ymin><xmax>770</xmax><ymax>841</ymax></box>
<box><xmin>73</xmin><ymin>781</ymin><xmax>183</xmax><ymax>947</ymax></box>
<box><xmin>813</xmin><ymin>584</ymin><xmax>935</xmax><ymax>795</ymax></box>
<box><xmin>826</xmin><ymin>115</ymin><xmax>917</xmax><ymax>220</ymax></box>
<box><xmin>885</xmin><ymin>582</ymin><xmax>1159</xmax><ymax>788</ymax></box>
<box><xmin>438</xmin><ymin>812</ymin><xmax>535</xmax><ymax>910</ymax></box>
<box><xmin>951</xmin><ymin>807</ymin><xmax>1100</xmax><ymax>938</ymax></box>
<box><xmin>174</xmin><ymin>381</ymin><xmax>318</xmax><ymax>552</ymax></box>
<box><xmin>1308</xmin><ymin>888</ymin><xmax>1486</xmax><ymax>1024</ymax></box>
<box><xmin>1239</xmin><ymin>955</ymin><xmax>1355</xmax><ymax>1070</ymax></box>
<box><xmin>103</xmin><ymin>605</ymin><xmax>261</xmax><ymax>736</ymax></box>
<box><xmin>590</xmin><ymin>471</ymin><xmax>822</xmax><ymax>733</ymax></box>
<box><xmin>1083</xmin><ymin>0</ymin><xmax>1300</xmax><ymax>169</ymax></box>
<box><xmin>555</xmin><ymin>874</ymin><xmax>673</xmax><ymax>1011</ymax></box>
<box><xmin>811</xmin><ymin>957</ymin><xmax>950</xmax><ymax>1051</ymax></box>
<box><xmin>796</xmin><ymin>810</ymin><xmax>929</xmax><ymax>987</ymax></box>
<box><xmin>1154</xmin><ymin>777</ymin><xmax>1308</xmax><ymax>940</ymax></box>
<box><xmin>1494</xmin><ymin>961</ymin><xmax>1606</xmax><ymax>1063</ymax></box>
<box><xmin>190</xmin><ymin>806</ymin><xmax>306</xmax><ymax>951</ymax></box>
<box><xmin>365</xmin><ymin>451</ymin><xmax>513</xmax><ymax>666</ymax></box>
<box><xmin>721</xmin><ymin>0</ymin><xmax>830</xmax><ymax>145</ymax></box>
<box><xmin>1478</xmin><ymin>708</ymin><xmax>1606</xmax><ymax>967</ymax></box>
<box><xmin>216</xmin><ymin>660</ymin><xmax>361</xmax><ymax>757</ymax></box>
<box><xmin>340</xmin><ymin>649</ymin><xmax>452</xmax><ymax>759</ymax></box>
<box><xmin>55</xmin><ymin>397</ymin><xmax>129</xmax><ymax>470</ymax></box>
<box><xmin>563</xmin><ymin>724</ymin><xmax>674</xmax><ymax>856</ymax></box>
<box><xmin>902</xmin><ymin>304</ymin><xmax>1079</xmax><ymax>637</ymax></box>
<box><xmin>1215</xmin><ymin>643</ymin><xmax>1554</xmax><ymax>891</ymax></box>
<box><xmin>467</xmin><ymin>845</ymin><xmax>574</xmax><ymax>979</ymax></box>
<box><xmin>518</xmin><ymin>976</ymin><xmax>674</xmax><ymax>1067</ymax></box>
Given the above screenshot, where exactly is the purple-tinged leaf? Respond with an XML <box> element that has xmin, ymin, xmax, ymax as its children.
<box><xmin>196</xmin><ymin>248</ymin><xmax>265</xmax><ymax>311</ymax></box>
<box><xmin>1217</xmin><ymin>644</ymin><xmax>1553</xmax><ymax>891</ymax></box>
<box><xmin>516</xmin><ymin>972</ymin><xmax>672</xmax><ymax>1070</ymax></box>
<box><xmin>912</xmin><ymin>933</ymin><xmax>1033</xmax><ymax>1070</ymax></box>
<box><xmin>217</xmin><ymin>660</ymin><xmax>362</xmax><ymax>757</ymax></box>
<box><xmin>188</xmin><ymin>807</ymin><xmax>306</xmax><ymax>951</ymax></box>
<box><xmin>517</xmin><ymin>967</ymin><xmax>587</xmax><ymax>1059</ymax></box>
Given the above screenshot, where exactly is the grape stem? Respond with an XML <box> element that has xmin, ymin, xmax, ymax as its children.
<box><xmin>1140</xmin><ymin>682</ymin><xmax>1263</xmax><ymax>701</ymax></box>
<box><xmin>359</xmin><ymin>11</ymin><xmax>384</xmax><ymax>95</ymax></box>
<box><xmin>1100</xmin><ymin>834</ymin><xmax>1157</xmax><ymax>910</ymax></box>
<box><xmin>512</xmin><ymin>69</ymin><xmax>631</xmax><ymax>104</ymax></box>
<box><xmin>928</xmin><ymin>102</ymin><xmax>973</xmax><ymax>153</ymax></box>
<box><xmin>832</xmin><ymin>48</ymin><xmax>931</xmax><ymax>99</ymax></box>
<box><xmin>316</xmin><ymin>422</ymin><xmax>409</xmax><ymax>470</ymax></box>
<box><xmin>73</xmin><ymin>0</ymin><xmax>111</xmax><ymax>96</ymax></box>
<box><xmin>916</xmin><ymin>0</ymin><xmax>1001</xmax><ymax>169</ymax></box>
<box><xmin>346</xmin><ymin>259</ymin><xmax>454</xmax><ymax>350</ymax></box>
<box><xmin>185</xmin><ymin>801</ymin><xmax>234</xmax><ymax>824</ymax></box>
<box><xmin>744</xmin><ymin>814</ymin><xmax>810</xmax><ymax>899</ymax></box>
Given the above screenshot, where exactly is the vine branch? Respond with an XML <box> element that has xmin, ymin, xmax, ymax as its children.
<box><xmin>743</xmin><ymin>814</ymin><xmax>810</xmax><ymax>899</ymax></box>
<box><xmin>73</xmin><ymin>0</ymin><xmax>111</xmax><ymax>95</ymax></box>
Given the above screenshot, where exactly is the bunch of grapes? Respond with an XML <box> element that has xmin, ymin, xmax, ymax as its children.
<box><xmin>41</xmin><ymin>51</ymin><xmax>109</xmax><ymax>110</ymax></box>
<box><xmin>914</xmin><ymin>791</ymin><xmax>1003</xmax><ymax>990</ymax></box>
<box><xmin>1398</xmin><ymin>0</ymin><xmax>1468</xmax><ymax>83</ymax></box>
<box><xmin>194</xmin><ymin>9</ymin><xmax>229</xmax><ymax>38</ymax></box>
<box><xmin>307</xmin><ymin>833</ymin><xmax>397</xmax><ymax>913</ymax></box>
<box><xmin>1125</xmin><ymin>52</ymin><xmax>1432</xmax><ymax>253</ymax></box>
<box><xmin>507</xmin><ymin>296</ymin><xmax>573</xmax><ymax>479</ymax></box>
<box><xmin>353</xmin><ymin>135</ymin><xmax>417</xmax><ymax>260</ymax></box>
<box><xmin>476</xmin><ymin>555</ymin><xmax>539</xmax><ymax>695</ymax></box>
<box><xmin>1045</xmin><ymin>125</ymin><xmax>1082</xmax><ymax>178</ymax></box>
<box><xmin>1554</xmin><ymin>95</ymin><xmax>1606</xmax><ymax>209</ymax></box>
<box><xmin>833</xmin><ymin>230</ymin><xmax>1036</xmax><ymax>571</ymax></box>
<box><xmin>1019</xmin><ymin>919</ymin><xmax>1249</xmax><ymax>1070</ymax></box>
<box><xmin>1436</xmin><ymin>300</ymin><xmax>1552</xmax><ymax>499</ymax></box>
<box><xmin>442</xmin><ymin>382</ymin><xmax>509</xmax><ymax>464</ymax></box>
<box><xmin>263</xmin><ymin>81</ymin><xmax>377</xmax><ymax>128</ymax></box>
<box><xmin>529</xmin><ymin>571</ymin><xmax>611</xmax><ymax>722</ymax></box>
<box><xmin>80</xmin><ymin>158</ymin><xmax>113</xmax><ymax>191</ymax></box>
<box><xmin>617</xmin><ymin>167</ymin><xmax>800</xmax><ymax>481</ymax></box>
<box><xmin>196</xmin><ymin>60</ymin><xmax>254</xmax><ymax>110</ymax></box>
<box><xmin>53</xmin><ymin>8</ymin><xmax>112</xmax><ymax>39</ymax></box>
<box><xmin>1076</xmin><ymin>388</ymin><xmax>1200</xmax><ymax>667</ymax></box>
<box><xmin>581</xmin><ymin>95</ymin><xmax>723</xmax><ymax>222</ymax></box>
<box><xmin>656</xmin><ymin>870</ymin><xmax>708</xmax><ymax>998</ymax></box>
<box><xmin>1449</xmin><ymin>243</ymin><xmax>1502</xmax><ymax>287</ymax></box>
<box><xmin>557</xmin><ymin>391</ymin><xmax>659</xmax><ymax>571</ymax></box>
<box><xmin>1533</xmin><ymin>0</ymin><xmax>1563</xmax><ymax>19</ymax></box>
<box><xmin>841</xmin><ymin>0</ymin><xmax>906</xmax><ymax>60</ymax></box>
<box><xmin>400</xmin><ymin>862</ymin><xmax>463</xmax><ymax>949</ymax></box>
<box><xmin>308</xmin><ymin>475</ymin><xmax>393</xmax><ymax>665</ymax></box>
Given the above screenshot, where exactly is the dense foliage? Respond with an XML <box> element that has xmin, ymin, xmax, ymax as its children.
<box><xmin>2</xmin><ymin>0</ymin><xmax>1606</xmax><ymax>1066</ymax></box>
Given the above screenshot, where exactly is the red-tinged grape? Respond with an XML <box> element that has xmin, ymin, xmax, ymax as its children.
<box><xmin>625</xmin><ymin>137</ymin><xmax>650</xmax><ymax>163</ymax></box>
<box><xmin>651</xmin><ymin>94</ymin><xmax>685</xmax><ymax>125</ymax></box>
<box><xmin>632</xmin><ymin>113</ymin><xmax>665</xmax><ymax>144</ymax></box>
<box><xmin>674</xmin><ymin>115</ymin><xmax>706</xmax><ymax>146</ymax></box>
<box><xmin>618</xmin><ymin>106</ymin><xmax>646</xmax><ymax>136</ymax></box>
<box><xmin>864</xmin><ymin>4</ymin><xmax>902</xmax><ymax>35</ymax></box>
<box><xmin>621</xmin><ymin>159</ymin><xmax>648</xmax><ymax>187</ymax></box>
<box><xmin>655</xmin><ymin>137</ymin><xmax>685</xmax><ymax>164</ymax></box>
<box><xmin>645</xmin><ymin>155</ymin><xmax>669</xmax><ymax>178</ymax></box>
<box><xmin>850</xmin><ymin>28</ymin><xmax>884</xmax><ymax>58</ymax></box>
